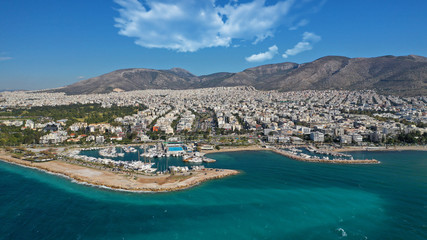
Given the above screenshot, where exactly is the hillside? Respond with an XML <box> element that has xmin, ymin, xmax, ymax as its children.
<box><xmin>54</xmin><ymin>55</ymin><xmax>427</xmax><ymax>96</ymax></box>
<box><xmin>56</xmin><ymin>68</ymin><xmax>199</xmax><ymax>95</ymax></box>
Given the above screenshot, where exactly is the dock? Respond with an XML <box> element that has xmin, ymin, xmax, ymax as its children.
<box><xmin>273</xmin><ymin>149</ymin><xmax>380</xmax><ymax>164</ymax></box>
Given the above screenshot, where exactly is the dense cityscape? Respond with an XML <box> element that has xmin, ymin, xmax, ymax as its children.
<box><xmin>2</xmin><ymin>0</ymin><xmax>427</xmax><ymax>238</ymax></box>
<box><xmin>1</xmin><ymin>87</ymin><xmax>426</xmax><ymax>147</ymax></box>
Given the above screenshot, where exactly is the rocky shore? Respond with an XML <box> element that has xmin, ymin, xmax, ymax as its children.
<box><xmin>0</xmin><ymin>151</ymin><xmax>239</xmax><ymax>192</ymax></box>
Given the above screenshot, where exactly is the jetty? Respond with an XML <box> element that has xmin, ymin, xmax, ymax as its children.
<box><xmin>273</xmin><ymin>148</ymin><xmax>380</xmax><ymax>164</ymax></box>
<box><xmin>183</xmin><ymin>152</ymin><xmax>216</xmax><ymax>163</ymax></box>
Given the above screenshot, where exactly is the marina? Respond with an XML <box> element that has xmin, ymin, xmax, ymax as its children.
<box><xmin>75</xmin><ymin>142</ymin><xmax>218</xmax><ymax>174</ymax></box>
<box><xmin>0</xmin><ymin>150</ymin><xmax>425</xmax><ymax>239</ymax></box>
<box><xmin>0</xmin><ymin>148</ymin><xmax>239</xmax><ymax>192</ymax></box>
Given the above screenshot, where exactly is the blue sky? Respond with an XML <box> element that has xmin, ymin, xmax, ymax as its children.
<box><xmin>1</xmin><ymin>0</ymin><xmax>427</xmax><ymax>90</ymax></box>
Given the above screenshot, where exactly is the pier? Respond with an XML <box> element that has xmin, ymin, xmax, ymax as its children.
<box><xmin>273</xmin><ymin>148</ymin><xmax>380</xmax><ymax>164</ymax></box>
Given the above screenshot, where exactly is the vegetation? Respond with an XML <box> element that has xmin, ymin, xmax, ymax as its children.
<box><xmin>232</xmin><ymin>113</ymin><xmax>250</xmax><ymax>131</ymax></box>
<box><xmin>171</xmin><ymin>115</ymin><xmax>181</xmax><ymax>130</ymax></box>
<box><xmin>0</xmin><ymin>126</ymin><xmax>43</xmax><ymax>146</ymax></box>
<box><xmin>0</xmin><ymin>103</ymin><xmax>147</xmax><ymax>125</ymax></box>
<box><xmin>385</xmin><ymin>131</ymin><xmax>427</xmax><ymax>145</ymax></box>
<box><xmin>148</xmin><ymin>107</ymin><xmax>173</xmax><ymax>131</ymax></box>
<box><xmin>293</xmin><ymin>121</ymin><xmax>311</xmax><ymax>127</ymax></box>
<box><xmin>4</xmin><ymin>147</ymin><xmax>57</xmax><ymax>161</ymax></box>
<box><xmin>344</xmin><ymin>109</ymin><xmax>419</xmax><ymax>126</ymax></box>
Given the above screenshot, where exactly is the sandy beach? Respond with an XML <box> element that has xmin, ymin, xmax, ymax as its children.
<box><xmin>201</xmin><ymin>145</ymin><xmax>265</xmax><ymax>154</ymax></box>
<box><xmin>0</xmin><ymin>151</ymin><xmax>238</xmax><ymax>192</ymax></box>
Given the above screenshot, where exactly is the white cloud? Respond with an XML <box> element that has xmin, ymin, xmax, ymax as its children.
<box><xmin>289</xmin><ymin>19</ymin><xmax>309</xmax><ymax>30</ymax></box>
<box><xmin>302</xmin><ymin>31</ymin><xmax>321</xmax><ymax>42</ymax></box>
<box><xmin>0</xmin><ymin>57</ymin><xmax>12</xmax><ymax>61</ymax></box>
<box><xmin>282</xmin><ymin>31</ymin><xmax>320</xmax><ymax>58</ymax></box>
<box><xmin>114</xmin><ymin>0</ymin><xmax>294</xmax><ymax>52</ymax></box>
<box><xmin>245</xmin><ymin>45</ymin><xmax>278</xmax><ymax>62</ymax></box>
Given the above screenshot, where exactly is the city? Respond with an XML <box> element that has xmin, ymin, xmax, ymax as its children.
<box><xmin>1</xmin><ymin>87</ymin><xmax>425</xmax><ymax>148</ymax></box>
<box><xmin>2</xmin><ymin>0</ymin><xmax>427</xmax><ymax>238</ymax></box>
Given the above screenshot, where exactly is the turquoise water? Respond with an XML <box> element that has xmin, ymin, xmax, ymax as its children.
<box><xmin>0</xmin><ymin>150</ymin><xmax>426</xmax><ymax>239</ymax></box>
<box><xmin>168</xmin><ymin>147</ymin><xmax>184</xmax><ymax>152</ymax></box>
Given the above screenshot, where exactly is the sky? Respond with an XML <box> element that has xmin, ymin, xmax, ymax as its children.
<box><xmin>1</xmin><ymin>0</ymin><xmax>427</xmax><ymax>90</ymax></box>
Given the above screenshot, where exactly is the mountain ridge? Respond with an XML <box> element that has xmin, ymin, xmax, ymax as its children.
<box><xmin>53</xmin><ymin>55</ymin><xmax>427</xmax><ymax>96</ymax></box>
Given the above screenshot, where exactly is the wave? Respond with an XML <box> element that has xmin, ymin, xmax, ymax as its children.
<box><xmin>336</xmin><ymin>227</ymin><xmax>347</xmax><ymax>237</ymax></box>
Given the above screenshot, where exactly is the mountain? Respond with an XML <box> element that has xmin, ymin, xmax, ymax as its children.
<box><xmin>54</xmin><ymin>55</ymin><xmax>427</xmax><ymax>96</ymax></box>
<box><xmin>54</xmin><ymin>68</ymin><xmax>201</xmax><ymax>95</ymax></box>
<box><xmin>210</xmin><ymin>55</ymin><xmax>427</xmax><ymax>96</ymax></box>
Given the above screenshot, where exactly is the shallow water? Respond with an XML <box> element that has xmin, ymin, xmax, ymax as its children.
<box><xmin>0</xmin><ymin>150</ymin><xmax>426</xmax><ymax>239</ymax></box>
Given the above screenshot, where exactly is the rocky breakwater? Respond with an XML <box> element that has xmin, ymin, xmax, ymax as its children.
<box><xmin>273</xmin><ymin>149</ymin><xmax>380</xmax><ymax>164</ymax></box>
<box><xmin>143</xmin><ymin>169</ymin><xmax>240</xmax><ymax>192</ymax></box>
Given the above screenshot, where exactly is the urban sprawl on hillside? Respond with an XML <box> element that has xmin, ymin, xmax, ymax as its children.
<box><xmin>0</xmin><ymin>87</ymin><xmax>426</xmax><ymax>147</ymax></box>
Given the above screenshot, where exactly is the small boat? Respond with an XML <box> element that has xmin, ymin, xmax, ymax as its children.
<box><xmin>307</xmin><ymin>147</ymin><xmax>315</xmax><ymax>153</ymax></box>
<box><xmin>202</xmin><ymin>157</ymin><xmax>216</xmax><ymax>163</ymax></box>
<box><xmin>186</xmin><ymin>157</ymin><xmax>203</xmax><ymax>163</ymax></box>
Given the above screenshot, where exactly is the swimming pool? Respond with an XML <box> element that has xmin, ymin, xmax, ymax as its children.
<box><xmin>168</xmin><ymin>147</ymin><xmax>184</xmax><ymax>152</ymax></box>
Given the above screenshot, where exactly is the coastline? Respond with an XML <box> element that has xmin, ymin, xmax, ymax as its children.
<box><xmin>1</xmin><ymin>145</ymin><xmax>425</xmax><ymax>191</ymax></box>
<box><xmin>270</xmin><ymin>149</ymin><xmax>380</xmax><ymax>164</ymax></box>
<box><xmin>203</xmin><ymin>145</ymin><xmax>383</xmax><ymax>164</ymax></box>
<box><xmin>333</xmin><ymin>145</ymin><xmax>427</xmax><ymax>152</ymax></box>
<box><xmin>0</xmin><ymin>151</ymin><xmax>238</xmax><ymax>192</ymax></box>
<box><xmin>204</xmin><ymin>144</ymin><xmax>427</xmax><ymax>154</ymax></box>
<box><xmin>201</xmin><ymin>145</ymin><xmax>265</xmax><ymax>154</ymax></box>
<box><xmin>204</xmin><ymin>145</ymin><xmax>427</xmax><ymax>154</ymax></box>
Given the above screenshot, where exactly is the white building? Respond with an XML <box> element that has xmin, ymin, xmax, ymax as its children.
<box><xmin>352</xmin><ymin>134</ymin><xmax>363</xmax><ymax>143</ymax></box>
<box><xmin>340</xmin><ymin>135</ymin><xmax>353</xmax><ymax>144</ymax></box>
<box><xmin>310</xmin><ymin>132</ymin><xmax>324</xmax><ymax>142</ymax></box>
<box><xmin>25</xmin><ymin>120</ymin><xmax>35</xmax><ymax>129</ymax></box>
<box><xmin>95</xmin><ymin>135</ymin><xmax>105</xmax><ymax>144</ymax></box>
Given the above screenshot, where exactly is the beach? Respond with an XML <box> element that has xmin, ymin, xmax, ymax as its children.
<box><xmin>0</xmin><ymin>150</ymin><xmax>238</xmax><ymax>192</ymax></box>
<box><xmin>201</xmin><ymin>145</ymin><xmax>265</xmax><ymax>154</ymax></box>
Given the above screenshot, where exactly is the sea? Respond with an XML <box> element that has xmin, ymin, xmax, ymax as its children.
<box><xmin>0</xmin><ymin>150</ymin><xmax>426</xmax><ymax>239</ymax></box>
